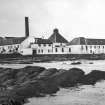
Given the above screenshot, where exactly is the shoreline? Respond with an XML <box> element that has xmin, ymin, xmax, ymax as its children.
<box><xmin>0</xmin><ymin>66</ymin><xmax>105</xmax><ymax>105</ymax></box>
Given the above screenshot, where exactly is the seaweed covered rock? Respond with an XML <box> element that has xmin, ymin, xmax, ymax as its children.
<box><xmin>0</xmin><ymin>68</ymin><xmax>19</xmax><ymax>87</ymax></box>
<box><xmin>82</xmin><ymin>70</ymin><xmax>105</xmax><ymax>85</ymax></box>
<box><xmin>49</xmin><ymin>68</ymin><xmax>85</xmax><ymax>87</ymax></box>
<box><xmin>9</xmin><ymin>68</ymin><xmax>59</xmax><ymax>99</ymax></box>
<box><xmin>2</xmin><ymin>66</ymin><xmax>105</xmax><ymax>105</ymax></box>
<box><xmin>21</xmin><ymin>66</ymin><xmax>45</xmax><ymax>74</ymax></box>
<box><xmin>0</xmin><ymin>66</ymin><xmax>46</xmax><ymax>87</ymax></box>
<box><xmin>12</xmin><ymin>79</ymin><xmax>59</xmax><ymax>99</ymax></box>
<box><xmin>15</xmin><ymin>66</ymin><xmax>45</xmax><ymax>85</ymax></box>
<box><xmin>36</xmin><ymin>68</ymin><xmax>58</xmax><ymax>79</ymax></box>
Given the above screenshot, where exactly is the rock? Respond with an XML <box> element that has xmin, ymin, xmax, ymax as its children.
<box><xmin>36</xmin><ymin>68</ymin><xmax>58</xmax><ymax>79</ymax></box>
<box><xmin>0</xmin><ymin>66</ymin><xmax>46</xmax><ymax>87</ymax></box>
<box><xmin>22</xmin><ymin>66</ymin><xmax>45</xmax><ymax>79</ymax></box>
<box><xmin>50</xmin><ymin>68</ymin><xmax>85</xmax><ymax>87</ymax></box>
<box><xmin>82</xmin><ymin>70</ymin><xmax>105</xmax><ymax>85</ymax></box>
<box><xmin>0</xmin><ymin>66</ymin><xmax>58</xmax><ymax>105</ymax></box>
<box><xmin>15</xmin><ymin>66</ymin><xmax>45</xmax><ymax>85</ymax></box>
<box><xmin>22</xmin><ymin>66</ymin><xmax>45</xmax><ymax>73</ymax></box>
<box><xmin>0</xmin><ymin>89</ymin><xmax>24</xmax><ymax>105</ymax></box>
<box><xmin>2</xmin><ymin>66</ymin><xmax>105</xmax><ymax>105</ymax></box>
<box><xmin>12</xmin><ymin>79</ymin><xmax>59</xmax><ymax>98</ymax></box>
<box><xmin>8</xmin><ymin>67</ymin><xmax>59</xmax><ymax>99</ymax></box>
<box><xmin>0</xmin><ymin>68</ymin><xmax>19</xmax><ymax>87</ymax></box>
<box><xmin>71</xmin><ymin>61</ymin><xmax>81</xmax><ymax>65</ymax></box>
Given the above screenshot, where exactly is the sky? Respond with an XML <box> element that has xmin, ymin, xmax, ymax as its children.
<box><xmin>1</xmin><ymin>0</ymin><xmax>105</xmax><ymax>41</ymax></box>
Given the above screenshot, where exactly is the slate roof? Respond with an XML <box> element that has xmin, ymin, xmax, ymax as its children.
<box><xmin>69</xmin><ymin>37</ymin><xmax>105</xmax><ymax>45</ymax></box>
<box><xmin>48</xmin><ymin>29</ymin><xmax>68</xmax><ymax>43</ymax></box>
<box><xmin>86</xmin><ymin>38</ymin><xmax>105</xmax><ymax>45</ymax></box>
<box><xmin>34</xmin><ymin>38</ymin><xmax>52</xmax><ymax>44</ymax></box>
<box><xmin>0</xmin><ymin>37</ymin><xmax>26</xmax><ymax>46</ymax></box>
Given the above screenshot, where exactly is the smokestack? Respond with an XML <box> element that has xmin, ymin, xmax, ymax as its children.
<box><xmin>25</xmin><ymin>17</ymin><xmax>29</xmax><ymax>37</ymax></box>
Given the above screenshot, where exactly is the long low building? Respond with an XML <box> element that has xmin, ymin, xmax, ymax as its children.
<box><xmin>68</xmin><ymin>37</ymin><xmax>105</xmax><ymax>54</ymax></box>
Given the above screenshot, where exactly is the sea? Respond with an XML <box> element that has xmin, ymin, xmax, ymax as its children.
<box><xmin>1</xmin><ymin>59</ymin><xmax>105</xmax><ymax>105</ymax></box>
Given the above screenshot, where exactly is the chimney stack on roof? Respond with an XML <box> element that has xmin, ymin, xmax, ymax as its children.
<box><xmin>25</xmin><ymin>17</ymin><xmax>29</xmax><ymax>37</ymax></box>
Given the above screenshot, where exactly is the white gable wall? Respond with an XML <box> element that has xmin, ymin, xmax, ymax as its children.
<box><xmin>20</xmin><ymin>36</ymin><xmax>35</xmax><ymax>48</ymax></box>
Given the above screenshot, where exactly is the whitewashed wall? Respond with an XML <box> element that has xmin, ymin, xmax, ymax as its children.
<box><xmin>67</xmin><ymin>45</ymin><xmax>82</xmax><ymax>54</ymax></box>
<box><xmin>67</xmin><ymin>45</ymin><xmax>105</xmax><ymax>54</ymax></box>
<box><xmin>19</xmin><ymin>48</ymin><xmax>33</xmax><ymax>55</ymax></box>
<box><xmin>31</xmin><ymin>43</ymin><xmax>53</xmax><ymax>54</ymax></box>
<box><xmin>21</xmin><ymin>36</ymin><xmax>35</xmax><ymax>48</ymax></box>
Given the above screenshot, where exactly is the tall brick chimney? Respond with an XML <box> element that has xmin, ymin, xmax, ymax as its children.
<box><xmin>25</xmin><ymin>17</ymin><xmax>29</xmax><ymax>37</ymax></box>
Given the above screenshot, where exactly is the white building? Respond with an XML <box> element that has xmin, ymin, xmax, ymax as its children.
<box><xmin>1</xmin><ymin>27</ymin><xmax>105</xmax><ymax>57</ymax></box>
<box><xmin>0</xmin><ymin>36</ymin><xmax>35</xmax><ymax>56</ymax></box>
<box><xmin>0</xmin><ymin>37</ymin><xmax>25</xmax><ymax>54</ymax></box>
<box><xmin>48</xmin><ymin>29</ymin><xmax>69</xmax><ymax>54</ymax></box>
<box><xmin>30</xmin><ymin>29</ymin><xmax>69</xmax><ymax>55</ymax></box>
<box><xmin>31</xmin><ymin>38</ymin><xmax>53</xmax><ymax>55</ymax></box>
<box><xmin>67</xmin><ymin>37</ymin><xmax>105</xmax><ymax>54</ymax></box>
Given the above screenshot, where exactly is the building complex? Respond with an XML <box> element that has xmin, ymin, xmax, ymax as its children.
<box><xmin>0</xmin><ymin>17</ymin><xmax>105</xmax><ymax>58</ymax></box>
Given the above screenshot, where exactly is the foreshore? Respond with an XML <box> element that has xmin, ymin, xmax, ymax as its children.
<box><xmin>0</xmin><ymin>54</ymin><xmax>105</xmax><ymax>64</ymax></box>
<box><xmin>0</xmin><ymin>65</ymin><xmax>105</xmax><ymax>105</ymax></box>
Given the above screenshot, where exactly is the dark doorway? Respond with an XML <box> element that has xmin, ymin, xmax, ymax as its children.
<box><xmin>33</xmin><ymin>50</ymin><xmax>37</xmax><ymax>55</ymax></box>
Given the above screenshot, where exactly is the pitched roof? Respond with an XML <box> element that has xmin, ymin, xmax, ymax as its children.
<box><xmin>34</xmin><ymin>38</ymin><xmax>52</xmax><ymax>44</ymax></box>
<box><xmin>69</xmin><ymin>37</ymin><xmax>85</xmax><ymax>45</ymax></box>
<box><xmin>86</xmin><ymin>38</ymin><xmax>105</xmax><ymax>45</ymax></box>
<box><xmin>0</xmin><ymin>37</ymin><xmax>26</xmax><ymax>46</ymax></box>
<box><xmin>69</xmin><ymin>37</ymin><xmax>105</xmax><ymax>45</ymax></box>
<box><xmin>48</xmin><ymin>29</ymin><xmax>68</xmax><ymax>43</ymax></box>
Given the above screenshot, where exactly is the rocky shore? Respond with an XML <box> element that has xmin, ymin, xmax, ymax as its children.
<box><xmin>0</xmin><ymin>66</ymin><xmax>105</xmax><ymax>105</ymax></box>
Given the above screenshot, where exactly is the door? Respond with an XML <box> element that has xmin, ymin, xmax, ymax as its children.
<box><xmin>33</xmin><ymin>49</ymin><xmax>37</xmax><ymax>55</ymax></box>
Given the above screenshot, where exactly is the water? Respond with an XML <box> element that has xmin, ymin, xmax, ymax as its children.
<box><xmin>1</xmin><ymin>60</ymin><xmax>105</xmax><ymax>74</ymax></box>
<box><xmin>25</xmin><ymin>81</ymin><xmax>105</xmax><ymax>105</ymax></box>
<box><xmin>1</xmin><ymin>60</ymin><xmax>105</xmax><ymax>105</ymax></box>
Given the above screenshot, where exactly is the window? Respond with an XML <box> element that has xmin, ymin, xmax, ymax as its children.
<box><xmin>90</xmin><ymin>50</ymin><xmax>92</xmax><ymax>53</ymax></box>
<box><xmin>94</xmin><ymin>46</ymin><xmax>96</xmax><ymax>48</ymax></box>
<box><xmin>55</xmin><ymin>48</ymin><xmax>58</xmax><ymax>52</ymax></box>
<box><xmin>103</xmin><ymin>46</ymin><xmax>104</xmax><ymax>49</ymax></box>
<box><xmin>86</xmin><ymin>46</ymin><xmax>88</xmax><ymax>51</ymax></box>
<box><xmin>69</xmin><ymin>48</ymin><xmax>71</xmax><ymax>52</ymax></box>
<box><xmin>38</xmin><ymin>44</ymin><xmax>41</xmax><ymax>47</ymax></box>
<box><xmin>99</xmin><ymin>46</ymin><xmax>100</xmax><ymax>48</ymax></box>
<box><xmin>44</xmin><ymin>44</ymin><xmax>46</xmax><ymax>46</ymax></box>
<box><xmin>38</xmin><ymin>49</ymin><xmax>40</xmax><ymax>53</ymax></box>
<box><xmin>81</xmin><ymin>45</ymin><xmax>83</xmax><ymax>50</ymax></box>
<box><xmin>49</xmin><ymin>44</ymin><xmax>51</xmax><ymax>46</ymax></box>
<box><xmin>90</xmin><ymin>46</ymin><xmax>92</xmax><ymax>48</ymax></box>
<box><xmin>62</xmin><ymin>48</ymin><xmax>64</xmax><ymax>52</ymax></box>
